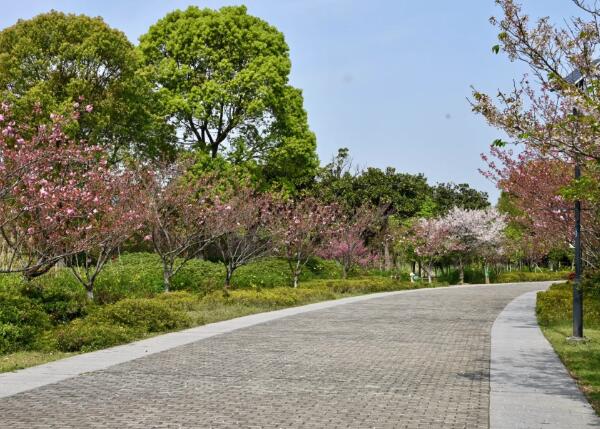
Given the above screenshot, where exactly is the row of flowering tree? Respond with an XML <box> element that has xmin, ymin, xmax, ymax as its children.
<box><xmin>0</xmin><ymin>105</ymin><xmax>385</xmax><ymax>297</ymax></box>
<box><xmin>470</xmin><ymin>0</ymin><xmax>600</xmax><ymax>270</ymax></box>
<box><xmin>410</xmin><ymin>208</ymin><xmax>507</xmax><ymax>284</ymax></box>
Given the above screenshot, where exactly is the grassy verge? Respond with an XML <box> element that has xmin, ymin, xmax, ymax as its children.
<box><xmin>0</xmin><ymin>277</ymin><xmax>443</xmax><ymax>373</ymax></box>
<box><xmin>540</xmin><ymin>324</ymin><xmax>600</xmax><ymax>414</ymax></box>
<box><xmin>537</xmin><ymin>282</ymin><xmax>600</xmax><ymax>415</ymax></box>
<box><xmin>0</xmin><ymin>351</ymin><xmax>77</xmax><ymax>373</ymax></box>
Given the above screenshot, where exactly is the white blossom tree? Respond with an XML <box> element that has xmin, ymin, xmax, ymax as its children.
<box><xmin>442</xmin><ymin>207</ymin><xmax>506</xmax><ymax>284</ymax></box>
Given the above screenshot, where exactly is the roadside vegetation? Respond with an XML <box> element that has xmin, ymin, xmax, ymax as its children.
<box><xmin>537</xmin><ymin>282</ymin><xmax>600</xmax><ymax>415</ymax></box>
<box><xmin>0</xmin><ymin>253</ymin><xmax>566</xmax><ymax>373</ymax></box>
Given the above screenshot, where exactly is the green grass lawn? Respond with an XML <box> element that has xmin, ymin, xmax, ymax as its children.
<box><xmin>540</xmin><ymin>325</ymin><xmax>600</xmax><ymax>414</ymax></box>
<box><xmin>537</xmin><ymin>283</ymin><xmax>600</xmax><ymax>415</ymax></box>
<box><xmin>0</xmin><ymin>350</ymin><xmax>77</xmax><ymax>373</ymax></box>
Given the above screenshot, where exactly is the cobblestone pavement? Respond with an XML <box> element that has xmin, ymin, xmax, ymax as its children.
<box><xmin>0</xmin><ymin>283</ymin><xmax>548</xmax><ymax>428</ymax></box>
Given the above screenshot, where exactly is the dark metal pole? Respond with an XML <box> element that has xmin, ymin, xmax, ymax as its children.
<box><xmin>573</xmin><ymin>162</ymin><xmax>584</xmax><ymax>338</ymax></box>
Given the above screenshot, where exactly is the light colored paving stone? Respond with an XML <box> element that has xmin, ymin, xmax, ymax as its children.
<box><xmin>490</xmin><ymin>289</ymin><xmax>600</xmax><ymax>429</ymax></box>
<box><xmin>0</xmin><ymin>281</ymin><xmax>560</xmax><ymax>428</ymax></box>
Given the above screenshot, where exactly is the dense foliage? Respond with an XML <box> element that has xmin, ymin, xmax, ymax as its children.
<box><xmin>139</xmin><ymin>5</ymin><xmax>318</xmax><ymax>191</ymax></box>
<box><xmin>0</xmin><ymin>11</ymin><xmax>173</xmax><ymax>160</ymax></box>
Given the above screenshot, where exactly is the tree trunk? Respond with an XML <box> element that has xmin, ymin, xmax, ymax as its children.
<box><xmin>86</xmin><ymin>287</ymin><xmax>94</xmax><ymax>301</ymax></box>
<box><xmin>427</xmin><ymin>261</ymin><xmax>432</xmax><ymax>284</ymax></box>
<box><xmin>293</xmin><ymin>273</ymin><xmax>299</xmax><ymax>288</ymax></box>
<box><xmin>459</xmin><ymin>259</ymin><xmax>465</xmax><ymax>285</ymax></box>
<box><xmin>383</xmin><ymin>241</ymin><xmax>392</xmax><ymax>271</ymax></box>
<box><xmin>225</xmin><ymin>265</ymin><xmax>233</xmax><ymax>289</ymax></box>
<box><xmin>211</xmin><ymin>143</ymin><xmax>219</xmax><ymax>158</ymax></box>
<box><xmin>484</xmin><ymin>263</ymin><xmax>490</xmax><ymax>284</ymax></box>
<box><xmin>163</xmin><ymin>265</ymin><xmax>172</xmax><ymax>292</ymax></box>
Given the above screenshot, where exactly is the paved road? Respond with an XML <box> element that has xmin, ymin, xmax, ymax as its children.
<box><xmin>0</xmin><ymin>283</ymin><xmax>552</xmax><ymax>428</ymax></box>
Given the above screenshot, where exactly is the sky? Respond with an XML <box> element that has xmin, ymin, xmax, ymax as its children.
<box><xmin>0</xmin><ymin>1</ymin><xmax>583</xmax><ymax>202</ymax></box>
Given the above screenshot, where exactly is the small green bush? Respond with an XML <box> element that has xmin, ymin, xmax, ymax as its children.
<box><xmin>0</xmin><ymin>292</ymin><xmax>50</xmax><ymax>353</ymax></box>
<box><xmin>0</xmin><ymin>274</ymin><xmax>26</xmax><ymax>294</ymax></box>
<box><xmin>153</xmin><ymin>291</ymin><xmax>201</xmax><ymax>311</ymax></box>
<box><xmin>20</xmin><ymin>275</ymin><xmax>88</xmax><ymax>323</ymax></box>
<box><xmin>56</xmin><ymin>319</ymin><xmax>142</xmax><ymax>352</ymax></box>
<box><xmin>202</xmin><ymin>286</ymin><xmax>337</xmax><ymax>308</ymax></box>
<box><xmin>537</xmin><ymin>282</ymin><xmax>600</xmax><ymax>327</ymax></box>
<box><xmin>497</xmin><ymin>270</ymin><xmax>570</xmax><ymax>283</ymax></box>
<box><xmin>94</xmin><ymin>253</ymin><xmax>224</xmax><ymax>300</ymax></box>
<box><xmin>91</xmin><ymin>298</ymin><xmax>191</xmax><ymax>332</ymax></box>
<box><xmin>303</xmin><ymin>277</ymin><xmax>418</xmax><ymax>295</ymax></box>
<box><xmin>94</xmin><ymin>254</ymin><xmax>164</xmax><ymax>304</ymax></box>
<box><xmin>230</xmin><ymin>257</ymin><xmax>342</xmax><ymax>289</ymax></box>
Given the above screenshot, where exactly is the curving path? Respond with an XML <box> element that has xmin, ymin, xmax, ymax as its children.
<box><xmin>0</xmin><ymin>281</ymin><xmax>592</xmax><ymax>428</ymax></box>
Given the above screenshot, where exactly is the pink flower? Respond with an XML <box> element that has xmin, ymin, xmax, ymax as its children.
<box><xmin>85</xmin><ymin>105</ymin><xmax>93</xmax><ymax>113</ymax></box>
<box><xmin>143</xmin><ymin>235</ymin><xmax>152</xmax><ymax>241</ymax></box>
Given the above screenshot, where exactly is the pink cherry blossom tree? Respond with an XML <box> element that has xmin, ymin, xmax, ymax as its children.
<box><xmin>0</xmin><ymin>104</ymin><xmax>143</xmax><ymax>293</ymax></box>
<box><xmin>208</xmin><ymin>186</ymin><xmax>277</xmax><ymax>288</ymax></box>
<box><xmin>482</xmin><ymin>147</ymin><xmax>575</xmax><ymax>263</ymax></box>
<box><xmin>411</xmin><ymin>217</ymin><xmax>450</xmax><ymax>283</ymax></box>
<box><xmin>319</xmin><ymin>205</ymin><xmax>380</xmax><ymax>278</ymax></box>
<box><xmin>141</xmin><ymin>160</ymin><xmax>216</xmax><ymax>292</ymax></box>
<box><xmin>277</xmin><ymin>198</ymin><xmax>338</xmax><ymax>287</ymax></box>
<box><xmin>64</xmin><ymin>168</ymin><xmax>147</xmax><ymax>299</ymax></box>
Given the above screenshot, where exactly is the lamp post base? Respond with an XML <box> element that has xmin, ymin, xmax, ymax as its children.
<box><xmin>566</xmin><ymin>336</ymin><xmax>589</xmax><ymax>343</ymax></box>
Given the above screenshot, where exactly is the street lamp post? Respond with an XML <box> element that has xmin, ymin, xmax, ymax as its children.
<box><xmin>573</xmin><ymin>161</ymin><xmax>584</xmax><ymax>339</ymax></box>
<box><xmin>564</xmin><ymin>67</ymin><xmax>591</xmax><ymax>340</ymax></box>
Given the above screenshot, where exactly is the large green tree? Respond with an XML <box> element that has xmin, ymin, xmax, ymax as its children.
<box><xmin>315</xmin><ymin>148</ymin><xmax>431</xmax><ymax>218</ymax></box>
<box><xmin>0</xmin><ymin>11</ymin><xmax>174</xmax><ymax>160</ymax></box>
<box><xmin>139</xmin><ymin>5</ymin><xmax>318</xmax><ymax>190</ymax></box>
<box><xmin>431</xmin><ymin>183</ymin><xmax>489</xmax><ymax>215</ymax></box>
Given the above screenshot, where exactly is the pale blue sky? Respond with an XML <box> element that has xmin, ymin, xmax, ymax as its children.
<box><xmin>0</xmin><ymin>1</ymin><xmax>580</xmax><ymax>202</ymax></box>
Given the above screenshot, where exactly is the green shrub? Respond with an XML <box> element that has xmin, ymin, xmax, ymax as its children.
<box><xmin>20</xmin><ymin>274</ymin><xmax>88</xmax><ymax>323</ymax></box>
<box><xmin>56</xmin><ymin>319</ymin><xmax>141</xmax><ymax>352</ymax></box>
<box><xmin>94</xmin><ymin>253</ymin><xmax>225</xmax><ymax>300</ymax></box>
<box><xmin>230</xmin><ymin>257</ymin><xmax>342</xmax><ymax>289</ymax></box>
<box><xmin>537</xmin><ymin>282</ymin><xmax>600</xmax><ymax>327</ymax></box>
<box><xmin>437</xmin><ymin>268</ymin><xmax>569</xmax><ymax>285</ymax></box>
<box><xmin>202</xmin><ymin>286</ymin><xmax>337</xmax><ymax>308</ymax></box>
<box><xmin>91</xmin><ymin>298</ymin><xmax>191</xmax><ymax>332</ymax></box>
<box><xmin>153</xmin><ymin>291</ymin><xmax>201</xmax><ymax>311</ymax></box>
<box><xmin>303</xmin><ymin>277</ymin><xmax>418</xmax><ymax>295</ymax></box>
<box><xmin>497</xmin><ymin>270</ymin><xmax>570</xmax><ymax>283</ymax></box>
<box><xmin>94</xmin><ymin>254</ymin><xmax>164</xmax><ymax>304</ymax></box>
<box><xmin>303</xmin><ymin>257</ymin><xmax>342</xmax><ymax>279</ymax></box>
<box><xmin>0</xmin><ymin>274</ymin><xmax>26</xmax><ymax>294</ymax></box>
<box><xmin>0</xmin><ymin>292</ymin><xmax>50</xmax><ymax>353</ymax></box>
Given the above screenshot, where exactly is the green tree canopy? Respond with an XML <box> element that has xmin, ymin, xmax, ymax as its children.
<box><xmin>315</xmin><ymin>148</ymin><xmax>490</xmax><ymax>219</ymax></box>
<box><xmin>0</xmin><ymin>11</ymin><xmax>174</xmax><ymax>160</ymax></box>
<box><xmin>139</xmin><ymin>5</ymin><xmax>318</xmax><ymax>191</ymax></box>
<box><xmin>430</xmin><ymin>183</ymin><xmax>490</xmax><ymax>215</ymax></box>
